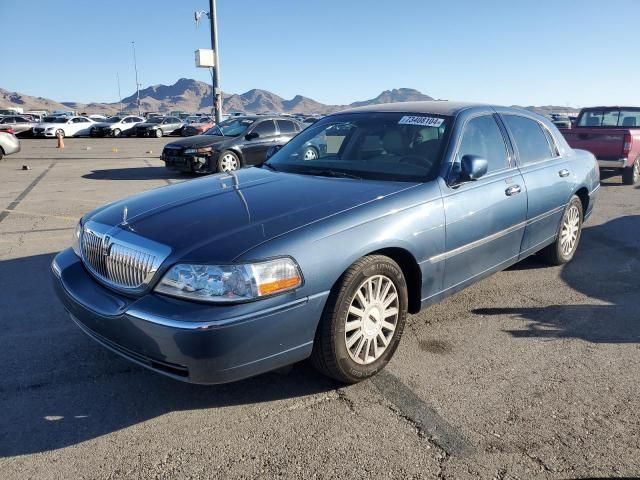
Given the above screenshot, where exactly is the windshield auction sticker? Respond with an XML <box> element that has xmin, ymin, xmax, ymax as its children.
<box><xmin>398</xmin><ymin>116</ymin><xmax>444</xmax><ymax>127</ymax></box>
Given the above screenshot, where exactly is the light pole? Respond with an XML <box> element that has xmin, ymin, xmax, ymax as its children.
<box><xmin>116</xmin><ymin>72</ymin><xmax>123</xmax><ymax>114</ymax></box>
<box><xmin>209</xmin><ymin>0</ymin><xmax>222</xmax><ymax>123</ymax></box>
<box><xmin>131</xmin><ymin>41</ymin><xmax>141</xmax><ymax>116</ymax></box>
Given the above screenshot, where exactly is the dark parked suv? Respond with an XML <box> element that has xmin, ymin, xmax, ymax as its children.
<box><xmin>161</xmin><ymin>115</ymin><xmax>302</xmax><ymax>173</ymax></box>
<box><xmin>136</xmin><ymin>116</ymin><xmax>184</xmax><ymax>137</ymax></box>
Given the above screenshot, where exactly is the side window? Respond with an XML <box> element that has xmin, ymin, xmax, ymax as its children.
<box><xmin>502</xmin><ymin>115</ymin><xmax>554</xmax><ymax>165</ymax></box>
<box><xmin>457</xmin><ymin>115</ymin><xmax>509</xmax><ymax>173</ymax></box>
<box><xmin>252</xmin><ymin>120</ymin><xmax>276</xmax><ymax>137</ymax></box>
<box><xmin>276</xmin><ymin>120</ymin><xmax>297</xmax><ymax>134</ymax></box>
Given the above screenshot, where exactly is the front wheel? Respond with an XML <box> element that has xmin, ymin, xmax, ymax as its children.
<box><xmin>539</xmin><ymin>195</ymin><xmax>583</xmax><ymax>265</ymax></box>
<box><xmin>217</xmin><ymin>150</ymin><xmax>240</xmax><ymax>172</ymax></box>
<box><xmin>311</xmin><ymin>255</ymin><xmax>408</xmax><ymax>383</ymax></box>
<box><xmin>622</xmin><ymin>158</ymin><xmax>639</xmax><ymax>185</ymax></box>
<box><xmin>155</xmin><ymin>129</ymin><xmax>163</xmax><ymax>138</ymax></box>
<box><xmin>303</xmin><ymin>146</ymin><xmax>319</xmax><ymax>160</ymax></box>
<box><xmin>112</xmin><ymin>128</ymin><xmax>121</xmax><ymax>137</ymax></box>
<box><xmin>55</xmin><ymin>129</ymin><xmax>65</xmax><ymax>138</ymax></box>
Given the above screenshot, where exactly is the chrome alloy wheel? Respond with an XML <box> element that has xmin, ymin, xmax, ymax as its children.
<box><xmin>560</xmin><ymin>204</ymin><xmax>580</xmax><ymax>256</ymax></box>
<box><xmin>634</xmin><ymin>159</ymin><xmax>639</xmax><ymax>182</ymax></box>
<box><xmin>303</xmin><ymin>147</ymin><xmax>318</xmax><ymax>160</ymax></box>
<box><xmin>219</xmin><ymin>153</ymin><xmax>239</xmax><ymax>171</ymax></box>
<box><xmin>344</xmin><ymin>275</ymin><xmax>399</xmax><ymax>365</ymax></box>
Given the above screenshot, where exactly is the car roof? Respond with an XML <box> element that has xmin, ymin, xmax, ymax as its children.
<box><xmin>337</xmin><ymin>101</ymin><xmax>490</xmax><ymax>116</ymax></box>
<box><xmin>230</xmin><ymin>115</ymin><xmax>300</xmax><ymax>121</ymax></box>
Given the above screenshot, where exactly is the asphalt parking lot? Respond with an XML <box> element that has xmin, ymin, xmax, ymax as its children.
<box><xmin>0</xmin><ymin>137</ymin><xmax>639</xmax><ymax>479</ymax></box>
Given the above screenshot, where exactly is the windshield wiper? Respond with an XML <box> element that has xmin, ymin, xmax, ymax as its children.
<box><xmin>307</xmin><ymin>169</ymin><xmax>362</xmax><ymax>180</ymax></box>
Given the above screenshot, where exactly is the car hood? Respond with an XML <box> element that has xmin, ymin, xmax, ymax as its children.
<box><xmin>137</xmin><ymin>122</ymin><xmax>162</xmax><ymax>128</ymax></box>
<box><xmin>163</xmin><ymin>135</ymin><xmax>228</xmax><ymax>149</ymax></box>
<box><xmin>92</xmin><ymin>122</ymin><xmax>117</xmax><ymax>128</ymax></box>
<box><xmin>87</xmin><ymin>167</ymin><xmax>418</xmax><ymax>263</ymax></box>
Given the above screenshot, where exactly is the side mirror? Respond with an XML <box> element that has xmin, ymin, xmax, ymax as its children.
<box><xmin>459</xmin><ymin>155</ymin><xmax>488</xmax><ymax>182</ymax></box>
<box><xmin>245</xmin><ymin>131</ymin><xmax>259</xmax><ymax>140</ymax></box>
<box><xmin>266</xmin><ymin>145</ymin><xmax>282</xmax><ymax>160</ymax></box>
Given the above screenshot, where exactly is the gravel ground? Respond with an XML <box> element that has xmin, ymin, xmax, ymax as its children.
<box><xmin>0</xmin><ymin>137</ymin><xmax>638</xmax><ymax>479</ymax></box>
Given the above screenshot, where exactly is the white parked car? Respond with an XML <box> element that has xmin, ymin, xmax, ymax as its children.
<box><xmin>90</xmin><ymin>115</ymin><xmax>145</xmax><ymax>137</ymax></box>
<box><xmin>33</xmin><ymin>116</ymin><xmax>96</xmax><ymax>138</ymax></box>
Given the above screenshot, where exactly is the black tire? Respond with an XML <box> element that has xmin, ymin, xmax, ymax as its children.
<box><xmin>310</xmin><ymin>255</ymin><xmax>408</xmax><ymax>383</ymax></box>
<box><xmin>539</xmin><ymin>195</ymin><xmax>583</xmax><ymax>266</ymax></box>
<box><xmin>112</xmin><ymin>128</ymin><xmax>121</xmax><ymax>137</ymax></box>
<box><xmin>0</xmin><ymin>147</ymin><xmax>4</xmax><ymax>161</ymax></box>
<box><xmin>217</xmin><ymin>150</ymin><xmax>241</xmax><ymax>172</ymax></box>
<box><xmin>622</xmin><ymin>158</ymin><xmax>639</xmax><ymax>185</ymax></box>
<box><xmin>155</xmin><ymin>129</ymin><xmax>163</xmax><ymax>138</ymax></box>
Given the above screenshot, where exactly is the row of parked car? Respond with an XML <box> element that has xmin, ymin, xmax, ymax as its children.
<box><xmin>0</xmin><ymin>110</ymin><xmax>321</xmax><ymax>140</ymax></box>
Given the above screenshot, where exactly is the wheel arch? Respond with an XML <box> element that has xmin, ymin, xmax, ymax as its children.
<box><xmin>327</xmin><ymin>247</ymin><xmax>422</xmax><ymax>315</ymax></box>
<box><xmin>574</xmin><ymin>187</ymin><xmax>589</xmax><ymax>215</ymax></box>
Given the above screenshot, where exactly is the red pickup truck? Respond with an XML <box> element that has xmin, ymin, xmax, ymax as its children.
<box><xmin>560</xmin><ymin>106</ymin><xmax>640</xmax><ymax>184</ymax></box>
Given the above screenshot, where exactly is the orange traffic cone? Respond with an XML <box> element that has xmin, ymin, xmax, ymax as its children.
<box><xmin>56</xmin><ymin>131</ymin><xmax>64</xmax><ymax>149</ymax></box>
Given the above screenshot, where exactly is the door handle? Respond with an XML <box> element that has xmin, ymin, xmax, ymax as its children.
<box><xmin>505</xmin><ymin>185</ymin><xmax>521</xmax><ymax>196</ymax></box>
<box><xmin>558</xmin><ymin>169</ymin><xmax>570</xmax><ymax>177</ymax></box>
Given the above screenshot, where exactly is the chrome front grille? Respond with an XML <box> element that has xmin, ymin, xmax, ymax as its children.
<box><xmin>80</xmin><ymin>221</ymin><xmax>171</xmax><ymax>291</ymax></box>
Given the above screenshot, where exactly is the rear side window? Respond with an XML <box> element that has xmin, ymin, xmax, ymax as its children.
<box><xmin>276</xmin><ymin>120</ymin><xmax>297</xmax><ymax>134</ymax></box>
<box><xmin>457</xmin><ymin>115</ymin><xmax>509</xmax><ymax>173</ymax></box>
<box><xmin>502</xmin><ymin>115</ymin><xmax>553</xmax><ymax>165</ymax></box>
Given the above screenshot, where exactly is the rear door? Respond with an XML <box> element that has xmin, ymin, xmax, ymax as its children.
<box><xmin>440</xmin><ymin>113</ymin><xmax>528</xmax><ymax>292</ymax></box>
<box><xmin>500</xmin><ymin>114</ymin><xmax>574</xmax><ymax>256</ymax></box>
<box><xmin>275</xmin><ymin>119</ymin><xmax>299</xmax><ymax>144</ymax></box>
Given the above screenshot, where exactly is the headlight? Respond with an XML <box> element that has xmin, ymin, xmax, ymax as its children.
<box><xmin>154</xmin><ymin>257</ymin><xmax>302</xmax><ymax>303</ymax></box>
<box><xmin>72</xmin><ymin>222</ymin><xmax>82</xmax><ymax>256</ymax></box>
<box><xmin>184</xmin><ymin>147</ymin><xmax>213</xmax><ymax>154</ymax></box>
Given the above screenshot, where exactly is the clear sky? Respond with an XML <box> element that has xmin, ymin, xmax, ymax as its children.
<box><xmin>0</xmin><ymin>0</ymin><xmax>636</xmax><ymax>107</ymax></box>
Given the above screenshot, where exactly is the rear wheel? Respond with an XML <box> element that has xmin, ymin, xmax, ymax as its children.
<box><xmin>0</xmin><ymin>147</ymin><xmax>4</xmax><ymax>161</ymax></box>
<box><xmin>303</xmin><ymin>146</ymin><xmax>319</xmax><ymax>160</ymax></box>
<box><xmin>155</xmin><ymin>129</ymin><xmax>163</xmax><ymax>138</ymax></box>
<box><xmin>311</xmin><ymin>255</ymin><xmax>408</xmax><ymax>383</ymax></box>
<box><xmin>622</xmin><ymin>158</ymin><xmax>639</xmax><ymax>185</ymax></box>
<box><xmin>539</xmin><ymin>195</ymin><xmax>583</xmax><ymax>265</ymax></box>
<box><xmin>55</xmin><ymin>129</ymin><xmax>65</xmax><ymax>138</ymax></box>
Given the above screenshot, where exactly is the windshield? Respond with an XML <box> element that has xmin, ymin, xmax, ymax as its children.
<box><xmin>206</xmin><ymin>118</ymin><xmax>254</xmax><ymax>137</ymax></box>
<box><xmin>105</xmin><ymin>116</ymin><xmax>121</xmax><ymax>123</ymax></box>
<box><xmin>577</xmin><ymin>108</ymin><xmax>640</xmax><ymax>128</ymax></box>
<box><xmin>51</xmin><ymin>118</ymin><xmax>69</xmax><ymax>123</ymax></box>
<box><xmin>265</xmin><ymin>112</ymin><xmax>451</xmax><ymax>182</ymax></box>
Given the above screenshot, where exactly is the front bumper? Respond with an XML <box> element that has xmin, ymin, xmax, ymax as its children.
<box><xmin>597</xmin><ymin>158</ymin><xmax>627</xmax><ymax>169</ymax></box>
<box><xmin>90</xmin><ymin>128</ymin><xmax>112</xmax><ymax>137</ymax></box>
<box><xmin>52</xmin><ymin>248</ymin><xmax>328</xmax><ymax>384</ymax></box>
<box><xmin>162</xmin><ymin>152</ymin><xmax>216</xmax><ymax>173</ymax></box>
<box><xmin>33</xmin><ymin>130</ymin><xmax>57</xmax><ymax>138</ymax></box>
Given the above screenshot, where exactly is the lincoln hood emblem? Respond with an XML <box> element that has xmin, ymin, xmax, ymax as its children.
<box><xmin>101</xmin><ymin>235</ymin><xmax>112</xmax><ymax>256</ymax></box>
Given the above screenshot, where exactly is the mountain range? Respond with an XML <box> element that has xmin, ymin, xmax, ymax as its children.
<box><xmin>0</xmin><ymin>78</ymin><xmax>577</xmax><ymax>116</ymax></box>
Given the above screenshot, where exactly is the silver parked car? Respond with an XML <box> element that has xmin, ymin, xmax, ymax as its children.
<box><xmin>0</xmin><ymin>131</ymin><xmax>20</xmax><ymax>160</ymax></box>
<box><xmin>0</xmin><ymin>116</ymin><xmax>35</xmax><ymax>137</ymax></box>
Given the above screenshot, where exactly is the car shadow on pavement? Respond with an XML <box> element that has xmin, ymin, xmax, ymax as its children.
<box><xmin>473</xmin><ymin>215</ymin><xmax>640</xmax><ymax>343</ymax></box>
<box><xmin>0</xmin><ymin>252</ymin><xmax>336</xmax><ymax>458</ymax></box>
<box><xmin>83</xmin><ymin>167</ymin><xmax>188</xmax><ymax>181</ymax></box>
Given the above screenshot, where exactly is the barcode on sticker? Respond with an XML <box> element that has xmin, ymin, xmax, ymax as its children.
<box><xmin>398</xmin><ymin>116</ymin><xmax>444</xmax><ymax>127</ymax></box>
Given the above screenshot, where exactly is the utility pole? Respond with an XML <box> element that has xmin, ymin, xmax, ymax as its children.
<box><xmin>116</xmin><ymin>72</ymin><xmax>123</xmax><ymax>114</ymax></box>
<box><xmin>131</xmin><ymin>41</ymin><xmax>141</xmax><ymax>116</ymax></box>
<box><xmin>208</xmin><ymin>0</ymin><xmax>222</xmax><ymax>123</ymax></box>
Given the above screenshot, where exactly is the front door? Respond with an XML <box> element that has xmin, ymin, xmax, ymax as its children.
<box><xmin>243</xmin><ymin>119</ymin><xmax>277</xmax><ymax>165</ymax></box>
<box><xmin>440</xmin><ymin>114</ymin><xmax>528</xmax><ymax>293</ymax></box>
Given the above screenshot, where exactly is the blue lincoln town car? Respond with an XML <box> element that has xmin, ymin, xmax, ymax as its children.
<box><xmin>52</xmin><ymin>102</ymin><xmax>599</xmax><ymax>384</ymax></box>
